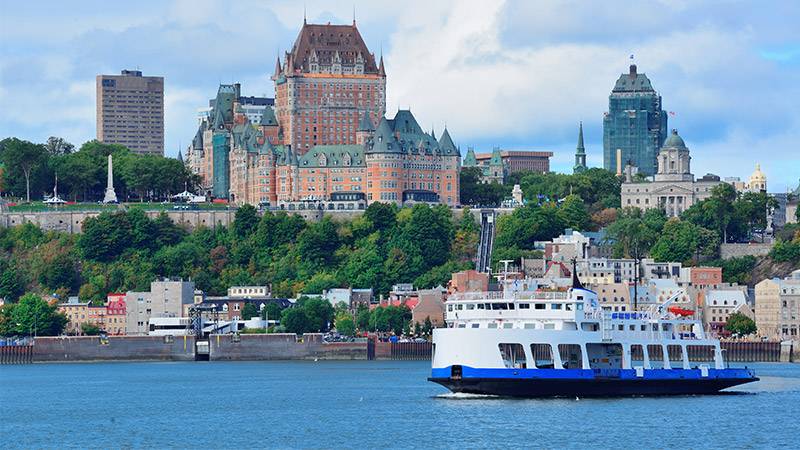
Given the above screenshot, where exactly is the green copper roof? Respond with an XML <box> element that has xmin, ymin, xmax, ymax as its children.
<box><xmin>663</xmin><ymin>129</ymin><xmax>686</xmax><ymax>149</ymax></box>
<box><xmin>612</xmin><ymin>65</ymin><xmax>655</xmax><ymax>93</ymax></box>
<box><xmin>368</xmin><ymin>118</ymin><xmax>401</xmax><ymax>154</ymax></box>
<box><xmin>299</xmin><ymin>145</ymin><xmax>365</xmax><ymax>168</ymax></box>
<box><xmin>438</xmin><ymin>128</ymin><xmax>458</xmax><ymax>156</ymax></box>
<box><xmin>357</xmin><ymin>113</ymin><xmax>375</xmax><ymax>132</ymax></box>
<box><xmin>576</xmin><ymin>122</ymin><xmax>585</xmax><ymax>155</ymax></box>
<box><xmin>260</xmin><ymin>106</ymin><xmax>278</xmax><ymax>126</ymax></box>
<box><xmin>463</xmin><ymin>147</ymin><xmax>477</xmax><ymax>166</ymax></box>
<box><xmin>489</xmin><ymin>147</ymin><xmax>503</xmax><ymax>166</ymax></box>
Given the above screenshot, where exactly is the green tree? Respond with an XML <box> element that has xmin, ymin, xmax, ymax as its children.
<box><xmin>0</xmin><ymin>261</ymin><xmax>26</xmax><ymax>302</ymax></box>
<box><xmin>0</xmin><ymin>138</ymin><xmax>48</xmax><ymax>202</ymax></box>
<box><xmin>557</xmin><ymin>194</ymin><xmax>591</xmax><ymax>231</ymax></box>
<box><xmin>241</xmin><ymin>303</ymin><xmax>259</xmax><ymax>320</ymax></box>
<box><xmin>607</xmin><ymin>207</ymin><xmax>663</xmax><ymax>260</ymax></box>
<box><xmin>302</xmin><ymin>272</ymin><xmax>340</xmax><ymax>294</ymax></box>
<box><xmin>297</xmin><ymin>217</ymin><xmax>340</xmax><ymax>272</ymax></box>
<box><xmin>336</xmin><ymin>315</ymin><xmax>356</xmax><ymax>336</ymax></box>
<box><xmin>232</xmin><ymin>204</ymin><xmax>259</xmax><ymax>238</ymax></box>
<box><xmin>459</xmin><ymin>167</ymin><xmax>507</xmax><ymax>206</ymax></box>
<box><xmin>296</xmin><ymin>297</ymin><xmax>334</xmax><ymax>332</ymax></box>
<box><xmin>650</xmin><ymin>219</ymin><xmax>719</xmax><ymax>264</ymax></box>
<box><xmin>281</xmin><ymin>307</ymin><xmax>312</xmax><ymax>334</ymax></box>
<box><xmin>10</xmin><ymin>293</ymin><xmax>67</xmax><ymax>336</ymax></box>
<box><xmin>44</xmin><ymin>136</ymin><xmax>74</xmax><ymax>156</ymax></box>
<box><xmin>261</xmin><ymin>302</ymin><xmax>283</xmax><ymax>322</ymax></box>
<box><xmin>78</xmin><ymin>212</ymin><xmax>133</xmax><ymax>262</ymax></box>
<box><xmin>80</xmin><ymin>322</ymin><xmax>101</xmax><ymax>336</ymax></box>
<box><xmin>725</xmin><ymin>313</ymin><xmax>756</xmax><ymax>336</ymax></box>
<box><xmin>355</xmin><ymin>305</ymin><xmax>371</xmax><ymax>331</ymax></box>
<box><xmin>364</xmin><ymin>202</ymin><xmax>398</xmax><ymax>233</ymax></box>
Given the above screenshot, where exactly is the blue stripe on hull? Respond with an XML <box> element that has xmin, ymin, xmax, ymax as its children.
<box><xmin>431</xmin><ymin>366</ymin><xmax>756</xmax><ymax>381</ymax></box>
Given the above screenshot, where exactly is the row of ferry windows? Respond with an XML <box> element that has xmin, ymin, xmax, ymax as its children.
<box><xmin>447</xmin><ymin>303</ymin><xmax>573</xmax><ymax>312</ymax></box>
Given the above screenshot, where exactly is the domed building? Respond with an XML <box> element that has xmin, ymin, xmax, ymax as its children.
<box><xmin>621</xmin><ymin>129</ymin><xmax>722</xmax><ymax>217</ymax></box>
<box><xmin>748</xmin><ymin>163</ymin><xmax>767</xmax><ymax>192</ymax></box>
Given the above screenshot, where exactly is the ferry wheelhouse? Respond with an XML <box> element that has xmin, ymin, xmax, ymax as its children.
<box><xmin>429</xmin><ymin>271</ymin><xmax>758</xmax><ymax>397</ymax></box>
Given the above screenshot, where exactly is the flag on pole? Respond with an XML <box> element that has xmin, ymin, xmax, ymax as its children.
<box><xmin>630</xmin><ymin>54</ymin><xmax>634</xmax><ymax>60</ymax></box>
<box><xmin>668</xmin><ymin>111</ymin><xmax>676</xmax><ymax>117</ymax></box>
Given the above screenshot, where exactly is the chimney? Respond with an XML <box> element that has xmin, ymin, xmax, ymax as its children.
<box><xmin>629</xmin><ymin>64</ymin><xmax>637</xmax><ymax>77</ymax></box>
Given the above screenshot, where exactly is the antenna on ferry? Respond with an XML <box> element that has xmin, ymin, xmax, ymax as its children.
<box><xmin>570</xmin><ymin>258</ymin><xmax>584</xmax><ymax>290</ymax></box>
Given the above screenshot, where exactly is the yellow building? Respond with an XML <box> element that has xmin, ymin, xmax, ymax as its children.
<box><xmin>58</xmin><ymin>300</ymin><xmax>90</xmax><ymax>334</ymax></box>
<box><xmin>755</xmin><ymin>271</ymin><xmax>800</xmax><ymax>339</ymax></box>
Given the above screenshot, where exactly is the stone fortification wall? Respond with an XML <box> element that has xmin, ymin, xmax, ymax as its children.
<box><xmin>719</xmin><ymin>243</ymin><xmax>773</xmax><ymax>259</ymax></box>
<box><xmin>208</xmin><ymin>333</ymin><xmax>367</xmax><ymax>361</ymax></box>
<box><xmin>0</xmin><ymin>207</ymin><xmax>515</xmax><ymax>233</ymax></box>
<box><xmin>0</xmin><ymin>210</ymin><xmax>236</xmax><ymax>233</ymax></box>
<box><xmin>31</xmin><ymin>335</ymin><xmax>196</xmax><ymax>362</ymax></box>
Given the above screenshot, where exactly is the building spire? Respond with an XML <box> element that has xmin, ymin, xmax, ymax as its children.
<box><xmin>378</xmin><ymin>54</ymin><xmax>385</xmax><ymax>76</ymax></box>
<box><xmin>573</xmin><ymin>121</ymin><xmax>587</xmax><ymax>174</ymax></box>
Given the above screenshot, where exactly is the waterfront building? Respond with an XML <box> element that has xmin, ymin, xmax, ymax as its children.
<box><xmin>125</xmin><ymin>279</ymin><xmax>195</xmax><ymax>335</ymax></box>
<box><xmin>620</xmin><ymin>129</ymin><xmax>722</xmax><ymax>217</ymax></box>
<box><xmin>603</xmin><ymin>64</ymin><xmax>668</xmax><ymax>176</ymax></box>
<box><xmin>448</xmin><ymin>270</ymin><xmax>490</xmax><ymax>294</ymax></box>
<box><xmin>576</xmin><ymin>258</ymin><xmax>636</xmax><ymax>284</ymax></box>
<box><xmin>537</xmin><ymin>229</ymin><xmax>612</xmax><ymax>262</ymax></box>
<box><xmin>227</xmin><ymin>286</ymin><xmax>270</xmax><ymax>298</ymax></box>
<box><xmin>700</xmin><ymin>288</ymin><xmax>753</xmax><ymax>336</ymax></box>
<box><xmin>690</xmin><ymin>267</ymin><xmax>723</xmax><ymax>288</ymax></box>
<box><xmin>58</xmin><ymin>294</ymin><xmax>127</xmax><ymax>335</ymax></box>
<box><xmin>573</xmin><ymin>122</ymin><xmax>587</xmax><ymax>174</ymax></box>
<box><xmin>58</xmin><ymin>298</ymin><xmax>90</xmax><ymax>335</ymax></box>
<box><xmin>590</xmin><ymin>282</ymin><xmax>631</xmax><ymax>312</ymax></box>
<box><xmin>755</xmin><ymin>270</ymin><xmax>800</xmax><ymax>339</ymax></box>
<box><xmin>96</xmin><ymin>70</ymin><xmax>164</xmax><ymax>156</ymax></box>
<box><xmin>272</xmin><ymin>19</ymin><xmax>386</xmax><ymax>153</ymax></box>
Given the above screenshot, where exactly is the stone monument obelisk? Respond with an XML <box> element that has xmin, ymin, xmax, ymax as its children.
<box><xmin>102</xmin><ymin>154</ymin><xmax>118</xmax><ymax>203</ymax></box>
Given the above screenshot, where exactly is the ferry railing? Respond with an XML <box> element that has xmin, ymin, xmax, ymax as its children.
<box><xmin>448</xmin><ymin>291</ymin><xmax>569</xmax><ymax>302</ymax></box>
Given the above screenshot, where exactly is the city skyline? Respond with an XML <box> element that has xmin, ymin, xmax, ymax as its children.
<box><xmin>1</xmin><ymin>0</ymin><xmax>799</xmax><ymax>191</ymax></box>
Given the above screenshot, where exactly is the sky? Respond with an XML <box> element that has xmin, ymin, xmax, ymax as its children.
<box><xmin>1</xmin><ymin>0</ymin><xmax>798</xmax><ymax>192</ymax></box>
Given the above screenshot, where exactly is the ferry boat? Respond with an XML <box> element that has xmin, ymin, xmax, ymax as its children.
<box><xmin>429</xmin><ymin>266</ymin><xmax>758</xmax><ymax>397</ymax></box>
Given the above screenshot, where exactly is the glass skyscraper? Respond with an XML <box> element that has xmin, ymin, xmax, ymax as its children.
<box><xmin>603</xmin><ymin>64</ymin><xmax>667</xmax><ymax>177</ymax></box>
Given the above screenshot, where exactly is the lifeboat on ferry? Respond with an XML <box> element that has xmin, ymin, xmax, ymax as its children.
<box><xmin>668</xmin><ymin>306</ymin><xmax>694</xmax><ymax>317</ymax></box>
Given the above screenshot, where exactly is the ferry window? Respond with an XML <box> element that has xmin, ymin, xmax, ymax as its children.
<box><xmin>531</xmin><ymin>343</ymin><xmax>554</xmax><ymax>368</ymax></box>
<box><xmin>618</xmin><ymin>324</ymin><xmax>624</xmax><ymax>331</ymax></box>
<box><xmin>523</xmin><ymin>323</ymin><xmax>535</xmax><ymax>329</ymax></box>
<box><xmin>629</xmin><ymin>325</ymin><xmax>635</xmax><ymax>331</ymax></box>
<box><xmin>667</xmin><ymin>345</ymin><xmax>684</xmax><ymax>365</ymax></box>
<box><xmin>551</xmin><ymin>303</ymin><xmax>563</xmax><ymax>310</ymax></box>
<box><xmin>466</xmin><ymin>304</ymin><xmax>475</xmax><ymax>310</ymax></box>
<box><xmin>519</xmin><ymin>303</ymin><xmax>530</xmax><ymax>309</ymax></box>
<box><xmin>508</xmin><ymin>303</ymin><xmax>515</xmax><ymax>310</ymax></box>
<box><xmin>648</xmin><ymin>345</ymin><xmax>665</xmax><ymax>368</ymax></box>
<box><xmin>543</xmin><ymin>323</ymin><xmax>555</xmax><ymax>330</ymax></box>
<box><xmin>484</xmin><ymin>303</ymin><xmax>491</xmax><ymax>310</ymax></box>
<box><xmin>477</xmin><ymin>304</ymin><xmax>485</xmax><ymax>310</ymax></box>
<box><xmin>456</xmin><ymin>304</ymin><xmax>463</xmax><ymax>310</ymax></box>
<box><xmin>558</xmin><ymin>344</ymin><xmax>584</xmax><ymax>369</ymax></box>
<box><xmin>503</xmin><ymin>323</ymin><xmax>513</xmax><ymax>329</ymax></box>
<box><xmin>492</xmin><ymin>303</ymin><xmax>508</xmax><ymax>310</ymax></box>
<box><xmin>581</xmin><ymin>322</ymin><xmax>599</xmax><ymax>332</ymax></box>
<box><xmin>630</xmin><ymin>344</ymin><xmax>645</xmax><ymax>365</ymax></box>
<box><xmin>640</xmin><ymin>325</ymin><xmax>647</xmax><ymax>331</ymax></box>
<box><xmin>488</xmin><ymin>323</ymin><xmax>498</xmax><ymax>329</ymax></box>
<box><xmin>566</xmin><ymin>303</ymin><xmax>573</xmax><ymax>311</ymax></box>
<box><xmin>661</xmin><ymin>324</ymin><xmax>670</xmax><ymax>331</ymax></box>
<box><xmin>447</xmin><ymin>305</ymin><xmax>453</xmax><ymax>312</ymax></box>
<box><xmin>535</xmin><ymin>304</ymin><xmax>546</xmax><ymax>310</ymax></box>
<box><xmin>498</xmin><ymin>343</ymin><xmax>527</xmax><ymax>369</ymax></box>
<box><xmin>471</xmin><ymin>323</ymin><xmax>480</xmax><ymax>328</ymax></box>
<box><xmin>457</xmin><ymin>323</ymin><xmax>466</xmax><ymax>328</ymax></box>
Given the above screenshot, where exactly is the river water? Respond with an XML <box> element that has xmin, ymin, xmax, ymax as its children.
<box><xmin>1</xmin><ymin>361</ymin><xmax>798</xmax><ymax>449</ymax></box>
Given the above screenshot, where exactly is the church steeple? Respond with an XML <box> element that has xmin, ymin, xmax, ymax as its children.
<box><xmin>573</xmin><ymin>121</ymin><xmax>587</xmax><ymax>174</ymax></box>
